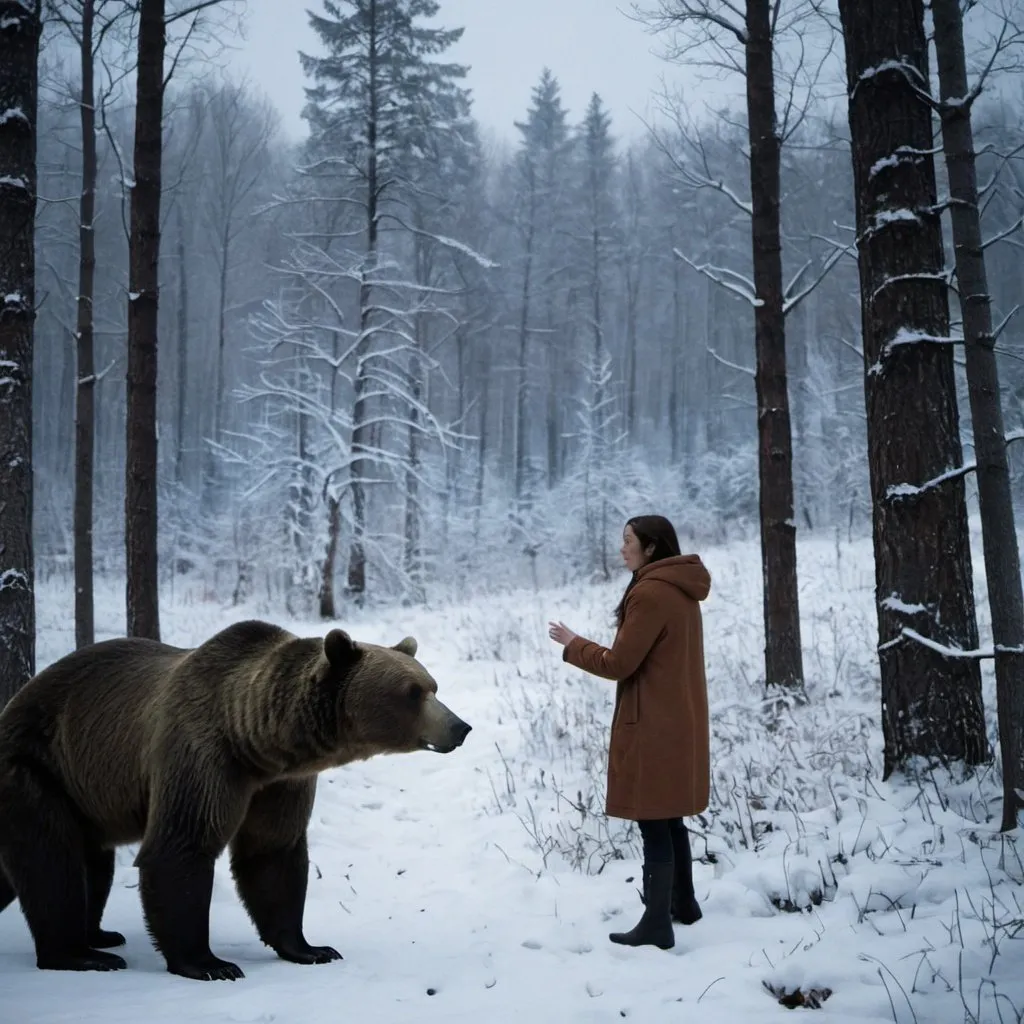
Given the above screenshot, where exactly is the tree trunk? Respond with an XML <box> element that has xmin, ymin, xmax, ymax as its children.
<box><xmin>625</xmin><ymin>264</ymin><xmax>639</xmax><ymax>443</ymax></box>
<box><xmin>319</xmin><ymin>495</ymin><xmax>340</xmax><ymax>619</ymax></box>
<box><xmin>346</xmin><ymin>1</ymin><xmax>378</xmax><ymax>605</ymax></box>
<box><xmin>0</xmin><ymin>0</ymin><xmax>41</xmax><ymax>705</ymax></box>
<box><xmin>745</xmin><ymin>0</ymin><xmax>804</xmax><ymax>693</ymax></box>
<box><xmin>174</xmin><ymin>203</ymin><xmax>188</xmax><ymax>488</ymax></box>
<box><xmin>669</xmin><ymin>255</ymin><xmax>682</xmax><ymax>462</ymax></box>
<box><xmin>474</xmin><ymin>345</ymin><xmax>490</xmax><ymax>540</ymax></box>
<box><xmin>205</xmin><ymin>218</ymin><xmax>231</xmax><ymax>512</ymax></box>
<box><xmin>837</xmin><ymin>0</ymin><xmax>988</xmax><ymax>774</ymax></box>
<box><xmin>545</xmin><ymin>295</ymin><xmax>559</xmax><ymax>490</ymax></box>
<box><xmin>933</xmin><ymin>0</ymin><xmax>1024</xmax><ymax>829</ymax></box>
<box><xmin>74</xmin><ymin>0</ymin><xmax>97</xmax><ymax>650</ymax></box>
<box><xmin>404</xmin><ymin>304</ymin><xmax>424</xmax><ymax>599</ymax></box>
<box><xmin>515</xmin><ymin>214</ymin><xmax>535</xmax><ymax>507</ymax></box>
<box><xmin>126</xmin><ymin>0</ymin><xmax>164</xmax><ymax>640</ymax></box>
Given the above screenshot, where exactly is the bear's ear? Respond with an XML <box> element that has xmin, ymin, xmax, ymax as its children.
<box><xmin>392</xmin><ymin>636</ymin><xmax>418</xmax><ymax>657</ymax></box>
<box><xmin>324</xmin><ymin>628</ymin><xmax>360</xmax><ymax>669</ymax></box>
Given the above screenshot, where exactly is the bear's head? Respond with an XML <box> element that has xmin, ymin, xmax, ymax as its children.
<box><xmin>318</xmin><ymin>628</ymin><xmax>472</xmax><ymax>760</ymax></box>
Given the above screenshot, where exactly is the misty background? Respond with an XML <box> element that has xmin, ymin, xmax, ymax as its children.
<box><xmin>28</xmin><ymin>0</ymin><xmax>1024</xmax><ymax>616</ymax></box>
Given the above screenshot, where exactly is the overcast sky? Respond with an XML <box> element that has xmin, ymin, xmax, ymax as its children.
<box><xmin>231</xmin><ymin>0</ymin><xmax>735</xmax><ymax>147</ymax></box>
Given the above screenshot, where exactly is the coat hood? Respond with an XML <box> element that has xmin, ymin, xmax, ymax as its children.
<box><xmin>637</xmin><ymin>554</ymin><xmax>711</xmax><ymax>602</ymax></box>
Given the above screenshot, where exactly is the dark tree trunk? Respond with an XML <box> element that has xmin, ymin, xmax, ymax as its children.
<box><xmin>745</xmin><ymin>0</ymin><xmax>804</xmax><ymax>693</ymax></box>
<box><xmin>74</xmin><ymin>0</ymin><xmax>97</xmax><ymax>650</ymax></box>
<box><xmin>933</xmin><ymin>0</ymin><xmax>1024</xmax><ymax>829</ymax></box>
<box><xmin>0</xmin><ymin>0</ymin><xmax>41</xmax><ymax>705</ymax></box>
<box><xmin>837</xmin><ymin>0</ymin><xmax>988</xmax><ymax>774</ymax></box>
<box><xmin>126</xmin><ymin>0</ymin><xmax>165</xmax><ymax>640</ymax></box>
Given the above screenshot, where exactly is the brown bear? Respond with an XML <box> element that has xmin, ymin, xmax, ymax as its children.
<box><xmin>0</xmin><ymin>619</ymin><xmax>471</xmax><ymax>981</ymax></box>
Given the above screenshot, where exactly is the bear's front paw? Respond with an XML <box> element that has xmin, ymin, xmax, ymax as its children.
<box><xmin>274</xmin><ymin>939</ymin><xmax>343</xmax><ymax>965</ymax></box>
<box><xmin>167</xmin><ymin>954</ymin><xmax>245</xmax><ymax>981</ymax></box>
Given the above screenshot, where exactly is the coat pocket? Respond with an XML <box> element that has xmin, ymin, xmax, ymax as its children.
<box><xmin>616</xmin><ymin>678</ymin><xmax>639</xmax><ymax>724</ymax></box>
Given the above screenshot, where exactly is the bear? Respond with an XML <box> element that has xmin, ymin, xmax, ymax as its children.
<box><xmin>0</xmin><ymin>619</ymin><xmax>471</xmax><ymax>981</ymax></box>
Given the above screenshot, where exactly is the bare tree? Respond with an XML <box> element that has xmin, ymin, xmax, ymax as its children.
<box><xmin>125</xmin><ymin>0</ymin><xmax>165</xmax><ymax>640</ymax></box>
<box><xmin>836</xmin><ymin>0</ymin><xmax>988</xmax><ymax>773</ymax></box>
<box><xmin>49</xmin><ymin>0</ymin><xmax>130</xmax><ymax>649</ymax></box>
<box><xmin>931</xmin><ymin>0</ymin><xmax>1024</xmax><ymax>829</ymax></box>
<box><xmin>126</xmin><ymin>0</ymin><xmax>242</xmax><ymax>638</ymax></box>
<box><xmin>0</xmin><ymin>0</ymin><xmax>41</xmax><ymax>703</ymax></box>
<box><xmin>638</xmin><ymin>0</ymin><xmax>835</xmax><ymax>694</ymax></box>
<box><xmin>199</xmin><ymin>78</ymin><xmax>277</xmax><ymax>512</ymax></box>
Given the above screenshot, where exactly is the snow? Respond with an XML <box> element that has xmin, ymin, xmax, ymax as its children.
<box><xmin>1</xmin><ymin>530</ymin><xmax>1021</xmax><ymax>1023</ymax></box>
<box><xmin>880</xmin><ymin>594</ymin><xmax>928</xmax><ymax>616</ymax></box>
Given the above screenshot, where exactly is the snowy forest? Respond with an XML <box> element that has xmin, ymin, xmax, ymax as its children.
<box><xmin>4</xmin><ymin>0</ymin><xmax>1024</xmax><ymax>1016</ymax></box>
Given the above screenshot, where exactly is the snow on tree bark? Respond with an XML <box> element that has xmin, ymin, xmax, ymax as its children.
<box><xmin>837</xmin><ymin>0</ymin><xmax>987</xmax><ymax>774</ymax></box>
<box><xmin>125</xmin><ymin>0</ymin><xmax>164</xmax><ymax>640</ymax></box>
<box><xmin>0</xmin><ymin>0</ymin><xmax>40</xmax><ymax>705</ymax></box>
<box><xmin>932</xmin><ymin>0</ymin><xmax>1024</xmax><ymax>829</ymax></box>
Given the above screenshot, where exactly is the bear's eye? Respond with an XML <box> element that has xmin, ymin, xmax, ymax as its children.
<box><xmin>407</xmin><ymin>682</ymin><xmax>424</xmax><ymax>704</ymax></box>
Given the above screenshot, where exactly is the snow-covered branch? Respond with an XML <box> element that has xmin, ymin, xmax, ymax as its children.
<box><xmin>884</xmin><ymin>462</ymin><xmax>974</xmax><ymax>501</ymax></box>
<box><xmin>879</xmin><ymin>627</ymin><xmax>996</xmax><ymax>660</ymax></box>
<box><xmin>674</xmin><ymin>248</ymin><xmax>761</xmax><ymax>306</ymax></box>
<box><xmin>783</xmin><ymin>246</ymin><xmax>845</xmax><ymax>316</ymax></box>
<box><xmin>707</xmin><ymin>346</ymin><xmax>755</xmax><ymax>377</ymax></box>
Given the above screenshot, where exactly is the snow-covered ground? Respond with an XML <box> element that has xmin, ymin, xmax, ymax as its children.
<box><xmin>4</xmin><ymin>528</ymin><xmax>1022</xmax><ymax>1023</ymax></box>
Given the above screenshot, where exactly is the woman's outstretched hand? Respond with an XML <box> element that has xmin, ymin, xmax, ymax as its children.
<box><xmin>548</xmin><ymin>621</ymin><xmax>577</xmax><ymax>646</ymax></box>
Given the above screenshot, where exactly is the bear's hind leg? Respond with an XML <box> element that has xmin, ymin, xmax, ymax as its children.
<box><xmin>0</xmin><ymin>770</ymin><xmax>126</xmax><ymax>972</ymax></box>
<box><xmin>230</xmin><ymin>834</ymin><xmax>341</xmax><ymax>966</ymax></box>
<box><xmin>85</xmin><ymin>847</ymin><xmax>126</xmax><ymax>949</ymax></box>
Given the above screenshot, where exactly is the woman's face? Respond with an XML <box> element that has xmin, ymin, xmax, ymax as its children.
<box><xmin>621</xmin><ymin>525</ymin><xmax>653</xmax><ymax>572</ymax></box>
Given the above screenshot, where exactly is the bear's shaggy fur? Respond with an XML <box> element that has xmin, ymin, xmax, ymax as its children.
<box><xmin>0</xmin><ymin>620</ymin><xmax>471</xmax><ymax>981</ymax></box>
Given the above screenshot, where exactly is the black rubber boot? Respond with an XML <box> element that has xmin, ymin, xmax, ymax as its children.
<box><xmin>670</xmin><ymin>827</ymin><xmax>702</xmax><ymax>925</ymax></box>
<box><xmin>609</xmin><ymin>863</ymin><xmax>675</xmax><ymax>950</ymax></box>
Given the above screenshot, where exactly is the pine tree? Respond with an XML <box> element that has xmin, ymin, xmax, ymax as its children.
<box><xmin>511</xmin><ymin>69</ymin><xmax>571</xmax><ymax>504</ymax></box>
<box><xmin>837</xmin><ymin>0</ymin><xmax>988</xmax><ymax>773</ymax></box>
<box><xmin>300</xmin><ymin>0</ymin><xmax>473</xmax><ymax>606</ymax></box>
<box><xmin>571</xmin><ymin>93</ymin><xmax>621</xmax><ymax>577</ymax></box>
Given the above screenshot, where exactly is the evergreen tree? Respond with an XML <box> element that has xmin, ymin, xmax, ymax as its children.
<box><xmin>511</xmin><ymin>68</ymin><xmax>572</xmax><ymax>504</ymax></box>
<box><xmin>298</xmin><ymin>0</ymin><xmax>474</xmax><ymax>606</ymax></box>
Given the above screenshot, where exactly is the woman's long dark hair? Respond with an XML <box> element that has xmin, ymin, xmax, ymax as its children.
<box><xmin>614</xmin><ymin>515</ymin><xmax>682</xmax><ymax>627</ymax></box>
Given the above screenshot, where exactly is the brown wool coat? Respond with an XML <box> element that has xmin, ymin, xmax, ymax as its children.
<box><xmin>563</xmin><ymin>555</ymin><xmax>711</xmax><ymax>822</ymax></box>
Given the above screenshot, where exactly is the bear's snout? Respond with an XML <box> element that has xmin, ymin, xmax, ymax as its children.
<box><xmin>418</xmin><ymin>695</ymin><xmax>472</xmax><ymax>754</ymax></box>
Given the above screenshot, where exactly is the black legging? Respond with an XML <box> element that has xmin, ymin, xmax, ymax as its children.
<box><xmin>638</xmin><ymin>818</ymin><xmax>689</xmax><ymax>863</ymax></box>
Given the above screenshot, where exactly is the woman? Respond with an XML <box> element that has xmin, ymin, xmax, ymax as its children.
<box><xmin>548</xmin><ymin>514</ymin><xmax>710</xmax><ymax>951</ymax></box>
